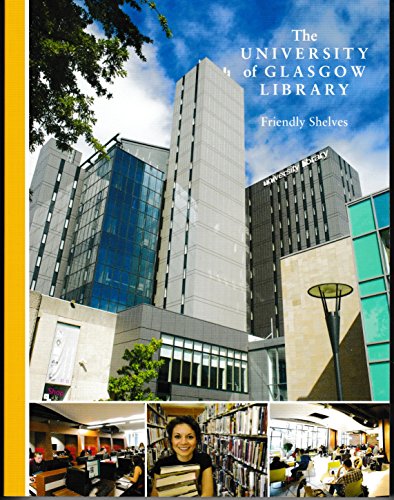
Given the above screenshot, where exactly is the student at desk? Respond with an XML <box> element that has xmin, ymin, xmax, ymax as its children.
<box><xmin>290</xmin><ymin>449</ymin><xmax>311</xmax><ymax>479</ymax></box>
<box><xmin>270</xmin><ymin>456</ymin><xmax>290</xmax><ymax>470</ymax></box>
<box><xmin>120</xmin><ymin>455</ymin><xmax>144</xmax><ymax>496</ymax></box>
<box><xmin>328</xmin><ymin>459</ymin><xmax>363</xmax><ymax>496</ymax></box>
<box><xmin>29</xmin><ymin>452</ymin><xmax>48</xmax><ymax>479</ymax></box>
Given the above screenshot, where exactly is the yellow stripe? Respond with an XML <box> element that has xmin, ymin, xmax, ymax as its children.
<box><xmin>5</xmin><ymin>0</ymin><xmax>25</xmax><ymax>495</ymax></box>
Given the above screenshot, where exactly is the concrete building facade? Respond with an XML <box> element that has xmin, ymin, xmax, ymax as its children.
<box><xmin>280</xmin><ymin>236</ymin><xmax>370</xmax><ymax>401</ymax></box>
<box><xmin>154</xmin><ymin>58</ymin><xmax>247</xmax><ymax>332</ymax></box>
<box><xmin>247</xmin><ymin>146</ymin><xmax>362</xmax><ymax>341</ymax></box>
<box><xmin>29</xmin><ymin>138</ymin><xmax>83</xmax><ymax>297</ymax></box>
<box><xmin>30</xmin><ymin>291</ymin><xmax>249</xmax><ymax>401</ymax></box>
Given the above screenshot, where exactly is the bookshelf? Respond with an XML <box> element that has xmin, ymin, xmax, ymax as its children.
<box><xmin>147</xmin><ymin>403</ymin><xmax>169</xmax><ymax>469</ymax></box>
<box><xmin>199</xmin><ymin>403</ymin><xmax>268</xmax><ymax>497</ymax></box>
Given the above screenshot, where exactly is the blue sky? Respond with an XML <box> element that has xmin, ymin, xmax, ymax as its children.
<box><xmin>29</xmin><ymin>0</ymin><xmax>389</xmax><ymax>195</ymax></box>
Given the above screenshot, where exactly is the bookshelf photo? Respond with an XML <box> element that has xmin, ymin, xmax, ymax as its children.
<box><xmin>147</xmin><ymin>402</ymin><xmax>268</xmax><ymax>497</ymax></box>
<box><xmin>199</xmin><ymin>403</ymin><xmax>268</xmax><ymax>497</ymax></box>
<box><xmin>147</xmin><ymin>403</ymin><xmax>170</xmax><ymax>470</ymax></box>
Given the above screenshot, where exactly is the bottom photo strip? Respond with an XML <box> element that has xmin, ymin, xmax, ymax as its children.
<box><xmin>29</xmin><ymin>402</ymin><xmax>390</xmax><ymax>497</ymax></box>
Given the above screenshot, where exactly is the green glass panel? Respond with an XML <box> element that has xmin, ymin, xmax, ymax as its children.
<box><xmin>353</xmin><ymin>234</ymin><xmax>383</xmax><ymax>280</ymax></box>
<box><xmin>369</xmin><ymin>363</ymin><xmax>390</xmax><ymax>401</ymax></box>
<box><xmin>367</xmin><ymin>343</ymin><xmax>390</xmax><ymax>362</ymax></box>
<box><xmin>361</xmin><ymin>294</ymin><xmax>390</xmax><ymax>343</ymax></box>
<box><xmin>373</xmin><ymin>191</ymin><xmax>390</xmax><ymax>228</ymax></box>
<box><xmin>359</xmin><ymin>278</ymin><xmax>386</xmax><ymax>297</ymax></box>
<box><xmin>348</xmin><ymin>199</ymin><xmax>375</xmax><ymax>236</ymax></box>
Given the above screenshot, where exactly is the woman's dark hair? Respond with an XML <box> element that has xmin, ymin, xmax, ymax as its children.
<box><xmin>166</xmin><ymin>416</ymin><xmax>202</xmax><ymax>445</ymax></box>
<box><xmin>133</xmin><ymin>455</ymin><xmax>144</xmax><ymax>469</ymax></box>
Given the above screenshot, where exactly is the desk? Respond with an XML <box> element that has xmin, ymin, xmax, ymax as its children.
<box><xmin>53</xmin><ymin>488</ymin><xmax>81</xmax><ymax>496</ymax></box>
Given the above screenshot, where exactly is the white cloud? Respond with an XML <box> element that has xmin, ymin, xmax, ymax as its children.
<box><xmin>29</xmin><ymin>44</ymin><xmax>174</xmax><ymax>184</ymax></box>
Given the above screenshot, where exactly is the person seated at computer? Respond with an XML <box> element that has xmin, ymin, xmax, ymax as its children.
<box><xmin>138</xmin><ymin>443</ymin><xmax>145</xmax><ymax>453</ymax></box>
<box><xmin>150</xmin><ymin>415</ymin><xmax>214</xmax><ymax>497</ymax></box>
<box><xmin>270</xmin><ymin>456</ymin><xmax>289</xmax><ymax>470</ymax></box>
<box><xmin>29</xmin><ymin>452</ymin><xmax>48</xmax><ymax>479</ymax></box>
<box><xmin>328</xmin><ymin>459</ymin><xmax>363</xmax><ymax>496</ymax></box>
<box><xmin>120</xmin><ymin>455</ymin><xmax>145</xmax><ymax>496</ymax></box>
<box><xmin>96</xmin><ymin>447</ymin><xmax>109</xmax><ymax>459</ymax></box>
<box><xmin>290</xmin><ymin>449</ymin><xmax>311</xmax><ymax>479</ymax></box>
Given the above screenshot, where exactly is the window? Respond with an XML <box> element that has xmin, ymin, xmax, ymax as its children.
<box><xmin>267</xmin><ymin>347</ymin><xmax>287</xmax><ymax>401</ymax></box>
<box><xmin>158</xmin><ymin>334</ymin><xmax>248</xmax><ymax>393</ymax></box>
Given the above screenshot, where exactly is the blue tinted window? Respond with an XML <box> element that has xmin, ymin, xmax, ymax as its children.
<box><xmin>348</xmin><ymin>199</ymin><xmax>375</xmax><ymax>236</ymax></box>
<box><xmin>369</xmin><ymin>363</ymin><xmax>390</xmax><ymax>401</ymax></box>
<box><xmin>361</xmin><ymin>294</ymin><xmax>390</xmax><ymax>343</ymax></box>
<box><xmin>373</xmin><ymin>191</ymin><xmax>389</xmax><ymax>228</ymax></box>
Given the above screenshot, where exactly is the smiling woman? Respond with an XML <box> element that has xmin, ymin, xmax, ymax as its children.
<box><xmin>150</xmin><ymin>415</ymin><xmax>214</xmax><ymax>497</ymax></box>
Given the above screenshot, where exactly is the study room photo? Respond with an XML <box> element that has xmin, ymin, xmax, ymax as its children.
<box><xmin>268</xmin><ymin>403</ymin><xmax>390</xmax><ymax>498</ymax></box>
<box><xmin>29</xmin><ymin>403</ymin><xmax>146</xmax><ymax>496</ymax></box>
<box><xmin>147</xmin><ymin>402</ymin><xmax>268</xmax><ymax>497</ymax></box>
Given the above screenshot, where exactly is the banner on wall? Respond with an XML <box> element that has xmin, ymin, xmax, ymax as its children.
<box><xmin>45</xmin><ymin>322</ymin><xmax>80</xmax><ymax>386</ymax></box>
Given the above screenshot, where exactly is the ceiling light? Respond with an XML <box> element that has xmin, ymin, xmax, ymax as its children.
<box><xmin>363</xmin><ymin>419</ymin><xmax>368</xmax><ymax>425</ymax></box>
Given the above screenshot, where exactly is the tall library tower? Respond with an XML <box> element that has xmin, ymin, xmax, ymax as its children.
<box><xmin>154</xmin><ymin>58</ymin><xmax>247</xmax><ymax>332</ymax></box>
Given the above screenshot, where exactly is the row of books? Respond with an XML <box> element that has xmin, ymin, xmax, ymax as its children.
<box><xmin>147</xmin><ymin>426</ymin><xmax>167</xmax><ymax>445</ymax></box>
<box><xmin>147</xmin><ymin>407</ymin><xmax>167</xmax><ymax>427</ymax></box>
<box><xmin>155</xmin><ymin>464</ymin><xmax>200</xmax><ymax>497</ymax></box>
<box><xmin>199</xmin><ymin>403</ymin><xmax>251</xmax><ymax>422</ymax></box>
<box><xmin>202</xmin><ymin>405</ymin><xmax>267</xmax><ymax>436</ymax></box>
<box><xmin>217</xmin><ymin>468</ymin><xmax>266</xmax><ymax>498</ymax></box>
<box><xmin>147</xmin><ymin>439</ymin><xmax>170</xmax><ymax>469</ymax></box>
<box><xmin>203</xmin><ymin>436</ymin><xmax>266</xmax><ymax>472</ymax></box>
<box><xmin>228</xmin><ymin>438</ymin><xmax>266</xmax><ymax>471</ymax></box>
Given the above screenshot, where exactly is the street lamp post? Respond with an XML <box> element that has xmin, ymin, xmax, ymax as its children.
<box><xmin>307</xmin><ymin>283</ymin><xmax>353</xmax><ymax>401</ymax></box>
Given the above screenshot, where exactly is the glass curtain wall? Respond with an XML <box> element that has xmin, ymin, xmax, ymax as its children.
<box><xmin>348</xmin><ymin>189</ymin><xmax>390</xmax><ymax>400</ymax></box>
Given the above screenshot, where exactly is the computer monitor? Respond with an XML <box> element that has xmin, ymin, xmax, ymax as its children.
<box><xmin>118</xmin><ymin>457</ymin><xmax>133</xmax><ymax>475</ymax></box>
<box><xmin>76</xmin><ymin>456</ymin><xmax>88</xmax><ymax>465</ymax></box>
<box><xmin>66</xmin><ymin>467</ymin><xmax>91</xmax><ymax>496</ymax></box>
<box><xmin>86</xmin><ymin>459</ymin><xmax>100</xmax><ymax>480</ymax></box>
<box><xmin>99</xmin><ymin>461</ymin><xmax>117</xmax><ymax>481</ymax></box>
<box><xmin>111</xmin><ymin>455</ymin><xmax>118</xmax><ymax>466</ymax></box>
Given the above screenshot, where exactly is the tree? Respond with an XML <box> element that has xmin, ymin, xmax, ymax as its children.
<box><xmin>30</xmin><ymin>0</ymin><xmax>172</xmax><ymax>153</ymax></box>
<box><xmin>107</xmin><ymin>338</ymin><xmax>164</xmax><ymax>400</ymax></box>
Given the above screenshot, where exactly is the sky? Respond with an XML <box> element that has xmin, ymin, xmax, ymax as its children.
<box><xmin>29</xmin><ymin>0</ymin><xmax>389</xmax><ymax>195</ymax></box>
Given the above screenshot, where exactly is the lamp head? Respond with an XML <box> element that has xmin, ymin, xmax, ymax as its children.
<box><xmin>308</xmin><ymin>283</ymin><xmax>353</xmax><ymax>299</ymax></box>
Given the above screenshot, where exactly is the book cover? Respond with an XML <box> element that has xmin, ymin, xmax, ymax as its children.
<box><xmin>3</xmin><ymin>0</ymin><xmax>390</xmax><ymax>496</ymax></box>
